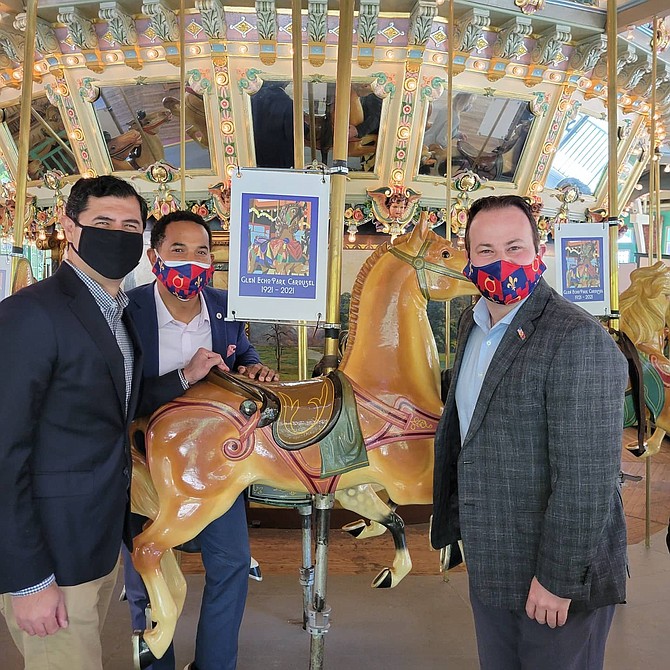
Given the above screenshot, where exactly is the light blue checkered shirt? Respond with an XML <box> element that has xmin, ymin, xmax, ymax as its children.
<box><xmin>12</xmin><ymin>262</ymin><xmax>134</xmax><ymax>597</ymax></box>
<box><xmin>455</xmin><ymin>297</ymin><xmax>527</xmax><ymax>443</ymax></box>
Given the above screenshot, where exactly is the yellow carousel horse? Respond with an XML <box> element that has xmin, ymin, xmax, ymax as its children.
<box><xmin>129</xmin><ymin>214</ymin><xmax>478</xmax><ymax>664</ymax></box>
<box><xmin>619</xmin><ymin>261</ymin><xmax>670</xmax><ymax>456</ymax></box>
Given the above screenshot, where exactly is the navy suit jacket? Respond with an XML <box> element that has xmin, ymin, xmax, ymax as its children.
<box><xmin>0</xmin><ymin>264</ymin><xmax>183</xmax><ymax>593</ymax></box>
<box><xmin>126</xmin><ymin>283</ymin><xmax>260</xmax><ymax>377</ymax></box>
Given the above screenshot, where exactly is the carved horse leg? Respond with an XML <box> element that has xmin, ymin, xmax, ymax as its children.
<box><xmin>335</xmin><ymin>484</ymin><xmax>411</xmax><ymax>588</ymax></box>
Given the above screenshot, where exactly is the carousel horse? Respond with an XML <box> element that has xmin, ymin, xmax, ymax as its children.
<box><xmin>128</xmin><ymin>109</ymin><xmax>173</xmax><ymax>168</ymax></box>
<box><xmin>619</xmin><ymin>261</ymin><xmax>670</xmax><ymax>456</ymax></box>
<box><xmin>129</xmin><ymin>214</ymin><xmax>478</xmax><ymax>665</ymax></box>
<box><xmin>163</xmin><ymin>89</ymin><xmax>209</xmax><ymax>149</ymax></box>
<box><xmin>105</xmin><ymin>128</ymin><xmax>143</xmax><ymax>171</ymax></box>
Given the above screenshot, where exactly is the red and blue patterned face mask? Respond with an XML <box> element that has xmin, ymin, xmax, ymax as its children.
<box><xmin>463</xmin><ymin>256</ymin><xmax>546</xmax><ymax>305</ymax></box>
<box><xmin>152</xmin><ymin>254</ymin><xmax>214</xmax><ymax>301</ymax></box>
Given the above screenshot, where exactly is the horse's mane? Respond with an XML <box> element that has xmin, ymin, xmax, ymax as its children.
<box><xmin>620</xmin><ymin>262</ymin><xmax>670</xmax><ymax>345</ymax></box>
<box><xmin>339</xmin><ymin>240</ymin><xmax>391</xmax><ymax>367</ymax></box>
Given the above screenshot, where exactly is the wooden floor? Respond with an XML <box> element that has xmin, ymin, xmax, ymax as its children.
<box><xmin>180</xmin><ymin>428</ymin><xmax>670</xmax><ymax>577</ymax></box>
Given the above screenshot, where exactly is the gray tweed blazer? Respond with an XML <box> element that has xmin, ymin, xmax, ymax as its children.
<box><xmin>431</xmin><ymin>279</ymin><xmax>628</xmax><ymax>611</ymax></box>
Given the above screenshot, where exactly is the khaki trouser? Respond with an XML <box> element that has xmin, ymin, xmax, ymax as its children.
<box><xmin>1</xmin><ymin>560</ymin><xmax>119</xmax><ymax>670</ymax></box>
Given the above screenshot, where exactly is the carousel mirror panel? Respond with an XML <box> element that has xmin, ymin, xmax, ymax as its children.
<box><xmin>250</xmin><ymin>78</ymin><xmax>385</xmax><ymax>174</ymax></box>
<box><xmin>545</xmin><ymin>110</ymin><xmax>609</xmax><ymax>196</ymax></box>
<box><xmin>90</xmin><ymin>81</ymin><xmax>212</xmax><ymax>172</ymax></box>
<box><xmin>1</xmin><ymin>95</ymin><xmax>77</xmax><ymax>181</ymax></box>
<box><xmin>418</xmin><ymin>90</ymin><xmax>535</xmax><ymax>183</ymax></box>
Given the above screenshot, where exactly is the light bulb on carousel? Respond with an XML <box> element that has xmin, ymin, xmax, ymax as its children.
<box><xmin>347</xmin><ymin>222</ymin><xmax>358</xmax><ymax>243</ymax></box>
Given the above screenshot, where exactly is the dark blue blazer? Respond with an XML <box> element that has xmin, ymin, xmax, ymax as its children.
<box><xmin>0</xmin><ymin>264</ymin><xmax>183</xmax><ymax>593</ymax></box>
<box><xmin>126</xmin><ymin>283</ymin><xmax>260</xmax><ymax>377</ymax></box>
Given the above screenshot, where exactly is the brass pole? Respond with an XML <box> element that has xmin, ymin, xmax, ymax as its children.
<box><xmin>179</xmin><ymin>0</ymin><xmax>187</xmax><ymax>206</ymax></box>
<box><xmin>649</xmin><ymin>16</ymin><xmax>658</xmax><ymax>265</ymax></box>
<box><xmin>11</xmin><ymin>0</ymin><xmax>38</xmax><ymax>289</ymax></box>
<box><xmin>30</xmin><ymin>109</ymin><xmax>76</xmax><ymax>159</ymax></box>
<box><xmin>606</xmin><ymin>0</ymin><xmax>620</xmax><ymax>323</ymax></box>
<box><xmin>292</xmin><ymin>0</ymin><xmax>308</xmax><ymax>381</ymax></box>
<box><xmin>308</xmin><ymin>82</ymin><xmax>317</xmax><ymax>163</ymax></box>
<box><xmin>444</xmin><ymin>0</ymin><xmax>455</xmax><ymax>367</ymax></box>
<box><xmin>322</xmin><ymin>0</ymin><xmax>354</xmax><ymax>372</ymax></box>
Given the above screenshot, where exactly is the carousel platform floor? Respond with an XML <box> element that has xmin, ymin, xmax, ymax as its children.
<box><xmin>2</xmin><ymin>431</ymin><xmax>669</xmax><ymax>669</ymax></box>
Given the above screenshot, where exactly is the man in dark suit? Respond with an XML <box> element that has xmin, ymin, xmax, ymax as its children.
<box><xmin>124</xmin><ymin>210</ymin><xmax>277</xmax><ymax>670</ymax></box>
<box><xmin>0</xmin><ymin>177</ymin><xmax>225</xmax><ymax>670</ymax></box>
<box><xmin>432</xmin><ymin>195</ymin><xmax>628</xmax><ymax>669</ymax></box>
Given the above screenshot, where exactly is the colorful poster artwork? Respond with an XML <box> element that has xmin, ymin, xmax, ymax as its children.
<box><xmin>239</xmin><ymin>194</ymin><xmax>319</xmax><ymax>300</ymax></box>
<box><xmin>560</xmin><ymin>236</ymin><xmax>604</xmax><ymax>303</ymax></box>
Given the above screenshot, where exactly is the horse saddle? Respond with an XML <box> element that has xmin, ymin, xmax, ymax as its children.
<box><xmin>209</xmin><ymin>369</ymin><xmax>367</xmax><ymax>477</ymax></box>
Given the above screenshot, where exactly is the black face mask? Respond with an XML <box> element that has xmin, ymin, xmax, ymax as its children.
<box><xmin>72</xmin><ymin>223</ymin><xmax>144</xmax><ymax>280</ymax></box>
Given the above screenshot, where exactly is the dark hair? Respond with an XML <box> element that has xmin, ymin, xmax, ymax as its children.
<box><xmin>65</xmin><ymin>175</ymin><xmax>148</xmax><ymax>226</ymax></box>
<box><xmin>150</xmin><ymin>210</ymin><xmax>212</xmax><ymax>249</ymax></box>
<box><xmin>465</xmin><ymin>195</ymin><xmax>540</xmax><ymax>253</ymax></box>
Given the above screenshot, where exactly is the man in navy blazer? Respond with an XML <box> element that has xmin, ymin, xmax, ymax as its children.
<box><xmin>0</xmin><ymin>178</ymin><xmax>226</xmax><ymax>670</ymax></box>
<box><xmin>124</xmin><ymin>210</ymin><xmax>277</xmax><ymax>670</ymax></box>
<box><xmin>432</xmin><ymin>195</ymin><xmax>628</xmax><ymax>670</ymax></box>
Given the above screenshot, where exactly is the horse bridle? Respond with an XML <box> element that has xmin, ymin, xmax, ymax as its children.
<box><xmin>388</xmin><ymin>238</ymin><xmax>465</xmax><ymax>301</ymax></box>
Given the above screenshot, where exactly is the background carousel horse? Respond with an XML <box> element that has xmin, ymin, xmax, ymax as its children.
<box><xmin>619</xmin><ymin>261</ymin><xmax>670</xmax><ymax>456</ymax></box>
<box><xmin>162</xmin><ymin>89</ymin><xmax>209</xmax><ymax>149</ymax></box>
<box><xmin>104</xmin><ymin>128</ymin><xmax>143</xmax><ymax>171</ymax></box>
<box><xmin>129</xmin><ymin>214</ymin><xmax>478</xmax><ymax>665</ymax></box>
<box><xmin>128</xmin><ymin>108</ymin><xmax>173</xmax><ymax>168</ymax></box>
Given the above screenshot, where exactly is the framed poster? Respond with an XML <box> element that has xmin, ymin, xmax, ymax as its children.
<box><xmin>228</xmin><ymin>168</ymin><xmax>330</xmax><ymax>323</ymax></box>
<box><xmin>554</xmin><ymin>222</ymin><xmax>611</xmax><ymax>316</ymax></box>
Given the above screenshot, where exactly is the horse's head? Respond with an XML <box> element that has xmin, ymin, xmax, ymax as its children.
<box><xmin>620</xmin><ymin>261</ymin><xmax>670</xmax><ymax>346</ymax></box>
<box><xmin>389</xmin><ymin>213</ymin><xmax>479</xmax><ymax>302</ymax></box>
<box><xmin>106</xmin><ymin>129</ymin><xmax>142</xmax><ymax>160</ymax></box>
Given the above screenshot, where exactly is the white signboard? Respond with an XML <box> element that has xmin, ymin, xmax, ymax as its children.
<box><xmin>228</xmin><ymin>168</ymin><xmax>330</xmax><ymax>323</ymax></box>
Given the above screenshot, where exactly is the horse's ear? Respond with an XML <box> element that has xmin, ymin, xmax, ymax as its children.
<box><xmin>405</xmin><ymin>210</ymin><xmax>429</xmax><ymax>252</ymax></box>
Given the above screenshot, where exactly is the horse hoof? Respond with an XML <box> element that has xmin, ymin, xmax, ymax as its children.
<box><xmin>132</xmin><ymin>631</ymin><xmax>156</xmax><ymax>670</ymax></box>
<box><xmin>342</xmin><ymin>520</ymin><xmax>366</xmax><ymax>538</ymax></box>
<box><xmin>371</xmin><ymin>568</ymin><xmax>393</xmax><ymax>589</ymax></box>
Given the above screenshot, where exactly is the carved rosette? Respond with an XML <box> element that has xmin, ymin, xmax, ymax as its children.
<box><xmin>357</xmin><ymin>0</ymin><xmax>379</xmax><ymax>68</ymax></box>
<box><xmin>392</xmin><ymin>68</ymin><xmax>417</xmax><ymax>185</ymax></box>
<box><xmin>528</xmin><ymin>88</ymin><xmax>579</xmax><ymax>193</ymax></box>
<box><xmin>213</xmin><ymin>56</ymin><xmax>240</xmax><ymax>185</ymax></box>
<box><xmin>46</xmin><ymin>73</ymin><xmax>94</xmax><ymax>175</ymax></box>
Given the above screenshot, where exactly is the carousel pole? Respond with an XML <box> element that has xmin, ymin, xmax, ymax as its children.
<box><xmin>292</xmin><ymin>0</ymin><xmax>309</xmax><ymax>383</ymax></box>
<box><xmin>307</xmin><ymin>1</ymin><xmax>354</xmax><ymax>668</ymax></box>
<box><xmin>179</xmin><ymin>0</ymin><xmax>187</xmax><ymax>207</ymax></box>
<box><xmin>10</xmin><ymin>0</ymin><xmax>38</xmax><ymax>291</ymax></box>
<box><xmin>290</xmin><ymin>0</ymin><xmax>315</xmax><ymax>634</ymax></box>
<box><xmin>645</xmin><ymin>16</ymin><xmax>660</xmax><ymax>548</ymax></box>
<box><xmin>443</xmin><ymin>0</ymin><xmax>455</xmax><ymax>370</ymax></box>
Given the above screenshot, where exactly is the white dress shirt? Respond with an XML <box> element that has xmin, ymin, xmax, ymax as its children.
<box><xmin>154</xmin><ymin>282</ymin><xmax>212</xmax><ymax>375</ymax></box>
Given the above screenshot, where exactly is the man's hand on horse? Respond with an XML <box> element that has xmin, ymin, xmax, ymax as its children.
<box><xmin>11</xmin><ymin>582</ymin><xmax>68</xmax><ymax>637</ymax></box>
<box><xmin>236</xmin><ymin>363</ymin><xmax>279</xmax><ymax>382</ymax></box>
<box><xmin>183</xmin><ymin>348</ymin><xmax>229</xmax><ymax>385</ymax></box>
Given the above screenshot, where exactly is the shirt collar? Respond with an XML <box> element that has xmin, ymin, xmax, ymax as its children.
<box><xmin>472</xmin><ymin>294</ymin><xmax>528</xmax><ymax>335</ymax></box>
<box><xmin>66</xmin><ymin>260</ymin><xmax>128</xmax><ymax>312</ymax></box>
<box><xmin>153</xmin><ymin>281</ymin><xmax>210</xmax><ymax>328</ymax></box>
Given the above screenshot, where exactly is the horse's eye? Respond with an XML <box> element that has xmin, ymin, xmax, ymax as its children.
<box><xmin>442</xmin><ymin>250</ymin><xmax>451</xmax><ymax>258</ymax></box>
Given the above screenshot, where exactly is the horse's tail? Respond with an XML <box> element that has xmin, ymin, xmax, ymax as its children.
<box><xmin>130</xmin><ymin>417</ymin><xmax>160</xmax><ymax>520</ymax></box>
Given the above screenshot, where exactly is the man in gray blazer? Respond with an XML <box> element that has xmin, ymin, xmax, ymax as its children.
<box><xmin>432</xmin><ymin>195</ymin><xmax>628</xmax><ymax>669</ymax></box>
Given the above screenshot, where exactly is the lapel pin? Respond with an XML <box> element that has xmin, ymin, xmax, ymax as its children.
<box><xmin>216</xmin><ymin>312</ymin><xmax>223</xmax><ymax>319</ymax></box>
<box><xmin>517</xmin><ymin>327</ymin><xmax>526</xmax><ymax>340</ymax></box>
